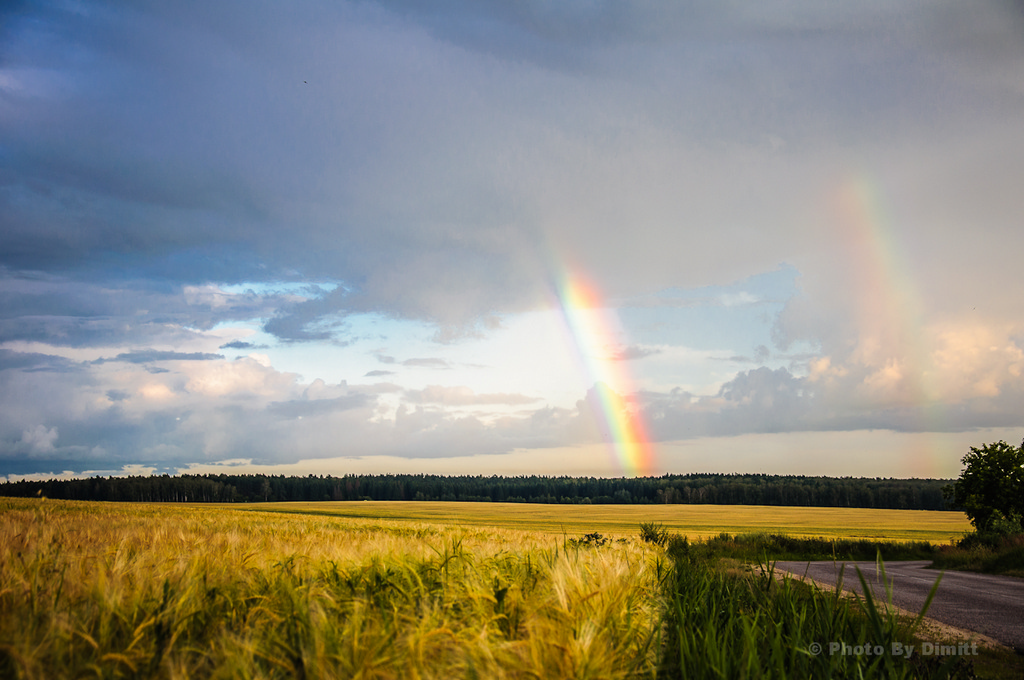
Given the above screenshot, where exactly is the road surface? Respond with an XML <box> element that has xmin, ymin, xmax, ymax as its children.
<box><xmin>774</xmin><ymin>560</ymin><xmax>1024</xmax><ymax>652</ymax></box>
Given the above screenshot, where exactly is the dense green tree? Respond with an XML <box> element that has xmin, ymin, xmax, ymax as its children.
<box><xmin>0</xmin><ymin>472</ymin><xmax>954</xmax><ymax>510</ymax></box>
<box><xmin>943</xmin><ymin>439</ymin><xmax>1024</xmax><ymax>531</ymax></box>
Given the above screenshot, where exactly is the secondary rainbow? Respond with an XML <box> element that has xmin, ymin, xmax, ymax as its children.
<box><xmin>837</xmin><ymin>174</ymin><xmax>945</xmax><ymax>476</ymax></box>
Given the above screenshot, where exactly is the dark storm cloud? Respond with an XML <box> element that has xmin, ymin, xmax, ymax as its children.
<box><xmin>267</xmin><ymin>394</ymin><xmax>370</xmax><ymax>418</ymax></box>
<box><xmin>262</xmin><ymin>291</ymin><xmax>348</xmax><ymax>342</ymax></box>
<box><xmin>2</xmin><ymin>0</ymin><xmax>1024</xmax><ymax>478</ymax></box>
<box><xmin>642</xmin><ymin>364</ymin><xmax>1024</xmax><ymax>441</ymax></box>
<box><xmin>219</xmin><ymin>340</ymin><xmax>262</xmax><ymax>350</ymax></box>
<box><xmin>93</xmin><ymin>350</ymin><xmax>224</xmax><ymax>365</ymax></box>
<box><xmin>374</xmin><ymin>0</ymin><xmax>1013</xmax><ymax>144</ymax></box>
<box><xmin>373</xmin><ymin>1</ymin><xmax>870</xmax><ymax>71</ymax></box>
<box><xmin>0</xmin><ymin>316</ymin><xmax>184</xmax><ymax>348</ymax></box>
<box><xmin>0</xmin><ymin>349</ymin><xmax>76</xmax><ymax>373</ymax></box>
<box><xmin>0</xmin><ymin>271</ymin><xmax>296</xmax><ymax>347</ymax></box>
<box><xmin>640</xmin><ymin>369</ymin><xmax>812</xmax><ymax>441</ymax></box>
<box><xmin>3</xmin><ymin>0</ymin><xmax>1022</xmax><ymax>341</ymax></box>
<box><xmin>0</xmin><ymin>0</ymin><xmax>539</xmax><ymax>329</ymax></box>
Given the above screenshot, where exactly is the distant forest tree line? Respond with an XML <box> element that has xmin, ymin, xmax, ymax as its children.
<box><xmin>0</xmin><ymin>473</ymin><xmax>954</xmax><ymax>510</ymax></box>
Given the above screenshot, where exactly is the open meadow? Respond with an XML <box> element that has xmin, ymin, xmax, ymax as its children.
<box><xmin>0</xmin><ymin>498</ymin><xmax>985</xmax><ymax>679</ymax></box>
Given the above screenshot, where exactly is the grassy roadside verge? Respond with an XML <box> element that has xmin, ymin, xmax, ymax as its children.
<box><xmin>645</xmin><ymin>526</ymin><xmax>1024</xmax><ymax>679</ymax></box>
<box><xmin>638</xmin><ymin>523</ymin><xmax>1024</xmax><ymax>577</ymax></box>
<box><xmin>659</xmin><ymin>549</ymin><xmax>973</xmax><ymax>679</ymax></box>
<box><xmin>641</xmin><ymin>528</ymin><xmax>938</xmax><ymax>562</ymax></box>
<box><xmin>929</xmin><ymin>533</ymin><xmax>1024</xmax><ymax>578</ymax></box>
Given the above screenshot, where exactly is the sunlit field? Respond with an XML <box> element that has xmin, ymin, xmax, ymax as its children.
<box><xmin>0</xmin><ymin>498</ymin><xmax>984</xmax><ymax>679</ymax></box>
<box><xmin>0</xmin><ymin>498</ymin><xmax>662</xmax><ymax>679</ymax></box>
<box><xmin>228</xmin><ymin>500</ymin><xmax>972</xmax><ymax>543</ymax></box>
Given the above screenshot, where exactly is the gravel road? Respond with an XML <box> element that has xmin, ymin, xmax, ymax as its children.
<box><xmin>774</xmin><ymin>560</ymin><xmax>1024</xmax><ymax>652</ymax></box>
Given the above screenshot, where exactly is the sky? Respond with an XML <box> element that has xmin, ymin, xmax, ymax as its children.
<box><xmin>2</xmin><ymin>0</ymin><xmax>1024</xmax><ymax>482</ymax></box>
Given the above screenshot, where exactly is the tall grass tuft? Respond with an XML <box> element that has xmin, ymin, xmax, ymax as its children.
<box><xmin>931</xmin><ymin>532</ymin><xmax>1024</xmax><ymax>577</ymax></box>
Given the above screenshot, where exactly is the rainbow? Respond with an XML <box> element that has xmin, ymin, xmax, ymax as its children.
<box><xmin>839</xmin><ymin>176</ymin><xmax>932</xmax><ymax>399</ymax></box>
<box><xmin>553</xmin><ymin>272</ymin><xmax>655</xmax><ymax>477</ymax></box>
<box><xmin>837</xmin><ymin>175</ymin><xmax>945</xmax><ymax>475</ymax></box>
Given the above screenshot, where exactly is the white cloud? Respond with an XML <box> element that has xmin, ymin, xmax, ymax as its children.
<box><xmin>20</xmin><ymin>425</ymin><xmax>58</xmax><ymax>454</ymax></box>
<box><xmin>184</xmin><ymin>355</ymin><xmax>297</xmax><ymax>397</ymax></box>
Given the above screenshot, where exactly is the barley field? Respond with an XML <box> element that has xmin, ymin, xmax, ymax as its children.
<box><xmin>0</xmin><ymin>498</ymin><xmax>977</xmax><ymax>679</ymax></box>
<box><xmin>0</xmin><ymin>498</ymin><xmax>663</xmax><ymax>679</ymax></box>
<box><xmin>229</xmin><ymin>500</ymin><xmax>972</xmax><ymax>543</ymax></box>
